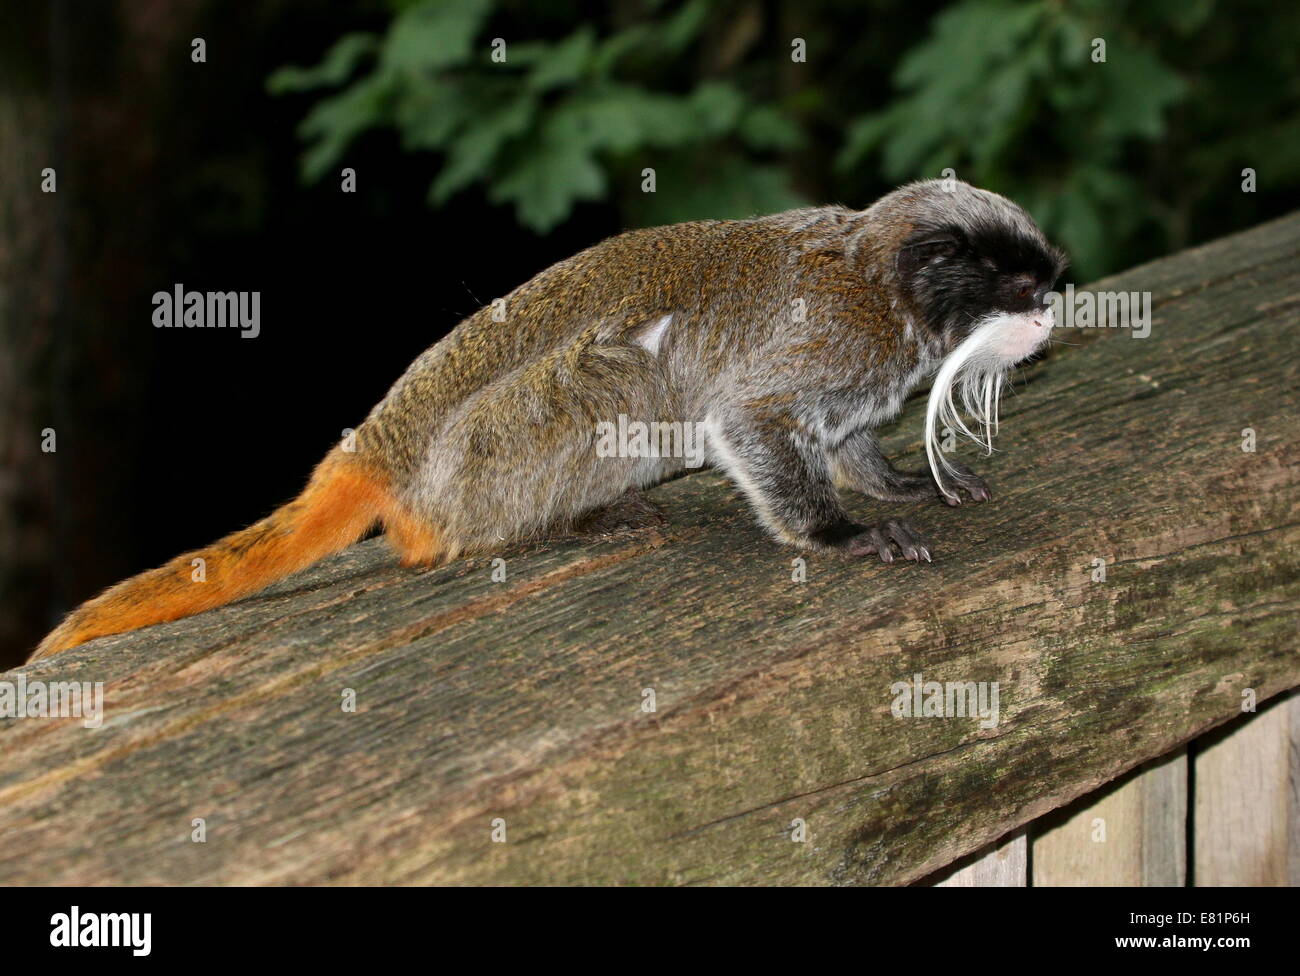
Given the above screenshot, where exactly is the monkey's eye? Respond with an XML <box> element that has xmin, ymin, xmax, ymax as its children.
<box><xmin>1017</xmin><ymin>284</ymin><xmax>1032</xmax><ymax>300</ymax></box>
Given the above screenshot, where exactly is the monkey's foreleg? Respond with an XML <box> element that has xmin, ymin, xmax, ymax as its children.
<box><xmin>706</xmin><ymin>408</ymin><xmax>929</xmax><ymax>562</ymax></box>
<box><xmin>829</xmin><ymin>429</ymin><xmax>991</xmax><ymax>506</ymax></box>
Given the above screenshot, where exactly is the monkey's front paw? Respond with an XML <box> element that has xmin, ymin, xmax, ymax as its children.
<box><xmin>845</xmin><ymin>519</ymin><xmax>931</xmax><ymax>563</ymax></box>
<box><xmin>941</xmin><ymin>462</ymin><xmax>991</xmax><ymax>506</ymax></box>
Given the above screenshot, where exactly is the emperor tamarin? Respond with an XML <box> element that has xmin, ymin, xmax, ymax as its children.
<box><xmin>33</xmin><ymin>179</ymin><xmax>1067</xmax><ymax>659</ymax></box>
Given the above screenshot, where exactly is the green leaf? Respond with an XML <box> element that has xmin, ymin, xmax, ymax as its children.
<box><xmin>488</xmin><ymin>138</ymin><xmax>607</xmax><ymax>232</ymax></box>
<box><xmin>628</xmin><ymin>155</ymin><xmax>808</xmax><ymax>226</ymax></box>
<box><xmin>590</xmin><ymin>24</ymin><xmax>654</xmax><ymax>78</ymax></box>
<box><xmin>524</xmin><ymin>28</ymin><xmax>596</xmax><ymax>91</ymax></box>
<box><xmin>430</xmin><ymin>93</ymin><xmax>537</xmax><ymax>203</ymax></box>
<box><xmin>837</xmin><ymin>110</ymin><xmax>898</xmax><ymax>171</ymax></box>
<box><xmin>737</xmin><ymin>105</ymin><xmax>804</xmax><ymax>151</ymax></box>
<box><xmin>687</xmin><ymin>81</ymin><xmax>744</xmax><ymax>137</ymax></box>
<box><xmin>381</xmin><ymin>0</ymin><xmax>492</xmax><ymax>73</ymax></box>
<box><xmin>838</xmin><ymin>0</ymin><xmax>1052</xmax><ymax>181</ymax></box>
<box><xmin>394</xmin><ymin>79</ymin><xmax>473</xmax><ymax>151</ymax></box>
<box><xmin>1050</xmin><ymin>186</ymin><xmax>1106</xmax><ymax>280</ymax></box>
<box><xmin>1147</xmin><ymin>0</ymin><xmax>1215</xmax><ymax>34</ymax></box>
<box><xmin>266</xmin><ymin>33</ymin><xmax>378</xmax><ymax>94</ymax></box>
<box><xmin>1092</xmin><ymin>42</ymin><xmax>1186</xmax><ymax>141</ymax></box>
<box><xmin>297</xmin><ymin>73</ymin><xmax>396</xmax><ymax>181</ymax></box>
<box><xmin>544</xmin><ymin>89</ymin><xmax>651</xmax><ymax>154</ymax></box>
<box><xmin>544</xmin><ymin>85</ymin><xmax>732</xmax><ymax>154</ymax></box>
<box><xmin>655</xmin><ymin>0</ymin><xmax>713</xmax><ymax>55</ymax></box>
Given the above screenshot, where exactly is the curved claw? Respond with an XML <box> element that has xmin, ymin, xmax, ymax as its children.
<box><xmin>944</xmin><ymin>463</ymin><xmax>992</xmax><ymax>504</ymax></box>
<box><xmin>846</xmin><ymin>519</ymin><xmax>932</xmax><ymax>563</ymax></box>
<box><xmin>870</xmin><ymin>526</ymin><xmax>893</xmax><ymax>563</ymax></box>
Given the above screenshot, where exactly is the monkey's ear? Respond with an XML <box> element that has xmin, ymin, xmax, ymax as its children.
<box><xmin>896</xmin><ymin>234</ymin><xmax>962</xmax><ymax>280</ymax></box>
<box><xmin>1051</xmin><ymin>246</ymin><xmax>1070</xmax><ymax>283</ymax></box>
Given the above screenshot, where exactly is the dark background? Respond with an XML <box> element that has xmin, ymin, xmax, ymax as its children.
<box><xmin>2</xmin><ymin>0</ymin><xmax>1297</xmax><ymax>667</ymax></box>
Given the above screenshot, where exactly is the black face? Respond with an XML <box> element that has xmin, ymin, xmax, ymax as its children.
<box><xmin>897</xmin><ymin>221</ymin><xmax>1067</xmax><ymax>337</ymax></box>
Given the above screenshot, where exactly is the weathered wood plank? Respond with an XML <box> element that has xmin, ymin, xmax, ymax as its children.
<box><xmin>1</xmin><ymin>214</ymin><xmax>1298</xmax><ymax>886</ymax></box>
<box><xmin>1031</xmin><ymin>750</ymin><xmax>1186</xmax><ymax>886</ymax></box>
<box><xmin>1193</xmin><ymin>689</ymin><xmax>1298</xmax><ymax>885</ymax></box>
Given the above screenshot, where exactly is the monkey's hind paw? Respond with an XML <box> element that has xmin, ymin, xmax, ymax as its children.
<box><xmin>941</xmin><ymin>462</ymin><xmax>991</xmax><ymax>506</ymax></box>
<box><xmin>846</xmin><ymin>519</ymin><xmax>931</xmax><ymax>563</ymax></box>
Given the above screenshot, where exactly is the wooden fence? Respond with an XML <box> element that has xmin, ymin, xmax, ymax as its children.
<box><xmin>934</xmin><ymin>690</ymin><xmax>1298</xmax><ymax>886</ymax></box>
<box><xmin>0</xmin><ymin>213</ymin><xmax>1297</xmax><ymax>885</ymax></box>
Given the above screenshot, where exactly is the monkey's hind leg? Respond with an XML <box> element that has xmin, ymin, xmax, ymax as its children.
<box><xmin>412</xmin><ymin>337</ymin><xmax>674</xmax><ymax>556</ymax></box>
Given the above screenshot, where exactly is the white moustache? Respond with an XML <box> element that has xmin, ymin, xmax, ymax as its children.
<box><xmin>924</xmin><ymin>310</ymin><xmax>1051</xmax><ymax>500</ymax></box>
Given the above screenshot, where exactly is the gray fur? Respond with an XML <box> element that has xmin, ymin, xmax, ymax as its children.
<box><xmin>359</xmin><ymin>180</ymin><xmax>1063</xmax><ymax>559</ymax></box>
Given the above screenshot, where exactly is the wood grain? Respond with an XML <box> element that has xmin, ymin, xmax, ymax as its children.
<box><xmin>1</xmin><ymin>214</ymin><xmax>1298</xmax><ymax>885</ymax></box>
<box><xmin>1193</xmin><ymin>690</ymin><xmax>1298</xmax><ymax>885</ymax></box>
<box><xmin>1032</xmin><ymin>750</ymin><xmax>1187</xmax><ymax>886</ymax></box>
<box><xmin>933</xmin><ymin>832</ymin><xmax>1027</xmax><ymax>887</ymax></box>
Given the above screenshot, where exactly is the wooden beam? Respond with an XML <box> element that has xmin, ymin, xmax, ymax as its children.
<box><xmin>1</xmin><ymin>214</ymin><xmax>1299</xmax><ymax>885</ymax></box>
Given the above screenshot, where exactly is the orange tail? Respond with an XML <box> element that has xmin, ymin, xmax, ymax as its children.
<box><xmin>30</xmin><ymin>450</ymin><xmax>418</xmax><ymax>661</ymax></box>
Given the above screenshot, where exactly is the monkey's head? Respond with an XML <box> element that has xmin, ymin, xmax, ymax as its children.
<box><xmin>890</xmin><ymin>181</ymin><xmax>1068</xmax><ymax>364</ymax></box>
<box><xmin>876</xmin><ymin>180</ymin><xmax>1068</xmax><ymax>500</ymax></box>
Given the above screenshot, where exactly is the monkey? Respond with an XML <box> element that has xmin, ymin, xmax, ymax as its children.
<box><xmin>30</xmin><ymin>179</ymin><xmax>1066</xmax><ymax>661</ymax></box>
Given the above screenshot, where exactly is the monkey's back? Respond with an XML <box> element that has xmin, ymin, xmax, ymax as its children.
<box><xmin>358</xmin><ymin>207</ymin><xmax>860</xmax><ymax>480</ymax></box>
